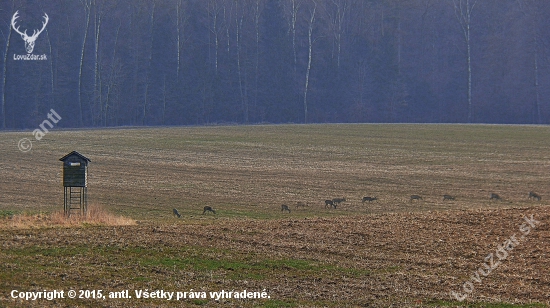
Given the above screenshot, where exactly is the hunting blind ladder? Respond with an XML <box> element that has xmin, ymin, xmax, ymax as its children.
<box><xmin>59</xmin><ymin>151</ymin><xmax>91</xmax><ymax>217</ymax></box>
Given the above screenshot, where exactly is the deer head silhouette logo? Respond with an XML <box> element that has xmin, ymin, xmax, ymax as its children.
<box><xmin>11</xmin><ymin>11</ymin><xmax>49</xmax><ymax>54</ymax></box>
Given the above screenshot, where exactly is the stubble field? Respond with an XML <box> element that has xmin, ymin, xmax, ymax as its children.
<box><xmin>0</xmin><ymin>124</ymin><xmax>549</xmax><ymax>307</ymax></box>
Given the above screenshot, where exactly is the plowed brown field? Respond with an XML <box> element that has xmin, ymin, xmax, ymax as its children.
<box><xmin>1</xmin><ymin>124</ymin><xmax>549</xmax><ymax>307</ymax></box>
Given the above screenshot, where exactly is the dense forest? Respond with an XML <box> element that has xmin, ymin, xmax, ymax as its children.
<box><xmin>1</xmin><ymin>0</ymin><xmax>550</xmax><ymax>129</ymax></box>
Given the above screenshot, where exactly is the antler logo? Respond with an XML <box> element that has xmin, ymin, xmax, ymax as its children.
<box><xmin>11</xmin><ymin>11</ymin><xmax>49</xmax><ymax>54</ymax></box>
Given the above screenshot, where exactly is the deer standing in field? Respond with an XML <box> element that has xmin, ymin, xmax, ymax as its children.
<box><xmin>325</xmin><ymin>199</ymin><xmax>335</xmax><ymax>209</ymax></box>
<box><xmin>173</xmin><ymin>208</ymin><xmax>181</xmax><ymax>218</ymax></box>
<box><xmin>362</xmin><ymin>196</ymin><xmax>377</xmax><ymax>203</ymax></box>
<box><xmin>332</xmin><ymin>197</ymin><xmax>346</xmax><ymax>206</ymax></box>
<box><xmin>410</xmin><ymin>195</ymin><xmax>423</xmax><ymax>202</ymax></box>
<box><xmin>281</xmin><ymin>204</ymin><xmax>291</xmax><ymax>213</ymax></box>
<box><xmin>443</xmin><ymin>195</ymin><xmax>455</xmax><ymax>201</ymax></box>
<box><xmin>490</xmin><ymin>193</ymin><xmax>502</xmax><ymax>201</ymax></box>
<box><xmin>203</xmin><ymin>206</ymin><xmax>216</xmax><ymax>214</ymax></box>
<box><xmin>528</xmin><ymin>191</ymin><xmax>541</xmax><ymax>201</ymax></box>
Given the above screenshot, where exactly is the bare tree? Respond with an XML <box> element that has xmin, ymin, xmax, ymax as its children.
<box><xmin>452</xmin><ymin>0</ymin><xmax>478</xmax><ymax>123</ymax></box>
<box><xmin>93</xmin><ymin>0</ymin><xmax>105</xmax><ymax>126</ymax></box>
<box><xmin>287</xmin><ymin>0</ymin><xmax>302</xmax><ymax>73</ymax></box>
<box><xmin>38</xmin><ymin>2</ymin><xmax>55</xmax><ymax>112</ymax></box>
<box><xmin>176</xmin><ymin>0</ymin><xmax>182</xmax><ymax>80</ymax></box>
<box><xmin>252</xmin><ymin>0</ymin><xmax>264</xmax><ymax>121</ymax></box>
<box><xmin>2</xmin><ymin>1</ymin><xmax>16</xmax><ymax>129</ymax></box>
<box><xmin>206</xmin><ymin>0</ymin><xmax>223</xmax><ymax>74</ymax></box>
<box><xmin>103</xmin><ymin>21</ymin><xmax>122</xmax><ymax>126</ymax></box>
<box><xmin>235</xmin><ymin>0</ymin><xmax>249</xmax><ymax>123</ymax></box>
<box><xmin>78</xmin><ymin>0</ymin><xmax>92</xmax><ymax>126</ymax></box>
<box><xmin>175</xmin><ymin>0</ymin><xmax>189</xmax><ymax>82</ymax></box>
<box><xmin>517</xmin><ymin>0</ymin><xmax>543</xmax><ymax>124</ymax></box>
<box><xmin>324</xmin><ymin>0</ymin><xmax>349</xmax><ymax>70</ymax></box>
<box><xmin>142</xmin><ymin>0</ymin><xmax>156</xmax><ymax>125</ymax></box>
<box><xmin>303</xmin><ymin>0</ymin><xmax>317</xmax><ymax>123</ymax></box>
<box><xmin>46</xmin><ymin>28</ymin><xmax>54</xmax><ymax>111</ymax></box>
<box><xmin>224</xmin><ymin>0</ymin><xmax>233</xmax><ymax>54</ymax></box>
<box><xmin>282</xmin><ymin>0</ymin><xmax>303</xmax><ymax>73</ymax></box>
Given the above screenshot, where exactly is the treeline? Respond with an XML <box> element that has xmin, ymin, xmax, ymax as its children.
<box><xmin>1</xmin><ymin>0</ymin><xmax>549</xmax><ymax>129</ymax></box>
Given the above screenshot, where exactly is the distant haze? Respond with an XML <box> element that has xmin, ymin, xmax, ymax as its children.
<box><xmin>1</xmin><ymin>0</ymin><xmax>549</xmax><ymax>128</ymax></box>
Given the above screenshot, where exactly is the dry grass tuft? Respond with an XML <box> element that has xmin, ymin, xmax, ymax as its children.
<box><xmin>1</xmin><ymin>204</ymin><xmax>135</xmax><ymax>229</ymax></box>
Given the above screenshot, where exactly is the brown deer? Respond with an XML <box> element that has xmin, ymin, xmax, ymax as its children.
<box><xmin>362</xmin><ymin>196</ymin><xmax>377</xmax><ymax>203</ymax></box>
<box><xmin>281</xmin><ymin>204</ymin><xmax>291</xmax><ymax>213</ymax></box>
<box><xmin>325</xmin><ymin>199</ymin><xmax>335</xmax><ymax>208</ymax></box>
<box><xmin>443</xmin><ymin>195</ymin><xmax>455</xmax><ymax>201</ymax></box>
<box><xmin>332</xmin><ymin>197</ymin><xmax>346</xmax><ymax>206</ymax></box>
<box><xmin>528</xmin><ymin>191</ymin><xmax>541</xmax><ymax>201</ymax></box>
<box><xmin>203</xmin><ymin>206</ymin><xmax>216</xmax><ymax>214</ymax></box>
<box><xmin>173</xmin><ymin>208</ymin><xmax>181</xmax><ymax>218</ymax></box>
<box><xmin>410</xmin><ymin>195</ymin><xmax>423</xmax><ymax>202</ymax></box>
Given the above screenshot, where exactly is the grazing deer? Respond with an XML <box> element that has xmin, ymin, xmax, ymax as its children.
<box><xmin>172</xmin><ymin>208</ymin><xmax>181</xmax><ymax>218</ymax></box>
<box><xmin>325</xmin><ymin>200</ymin><xmax>335</xmax><ymax>208</ymax></box>
<box><xmin>362</xmin><ymin>196</ymin><xmax>377</xmax><ymax>203</ymax></box>
<box><xmin>203</xmin><ymin>206</ymin><xmax>216</xmax><ymax>214</ymax></box>
<box><xmin>410</xmin><ymin>195</ymin><xmax>423</xmax><ymax>202</ymax></box>
<box><xmin>528</xmin><ymin>191</ymin><xmax>542</xmax><ymax>201</ymax></box>
<box><xmin>332</xmin><ymin>197</ymin><xmax>346</xmax><ymax>206</ymax></box>
<box><xmin>296</xmin><ymin>202</ymin><xmax>307</xmax><ymax>208</ymax></box>
<box><xmin>281</xmin><ymin>204</ymin><xmax>291</xmax><ymax>213</ymax></box>
<box><xmin>443</xmin><ymin>195</ymin><xmax>455</xmax><ymax>201</ymax></box>
<box><xmin>490</xmin><ymin>193</ymin><xmax>501</xmax><ymax>201</ymax></box>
